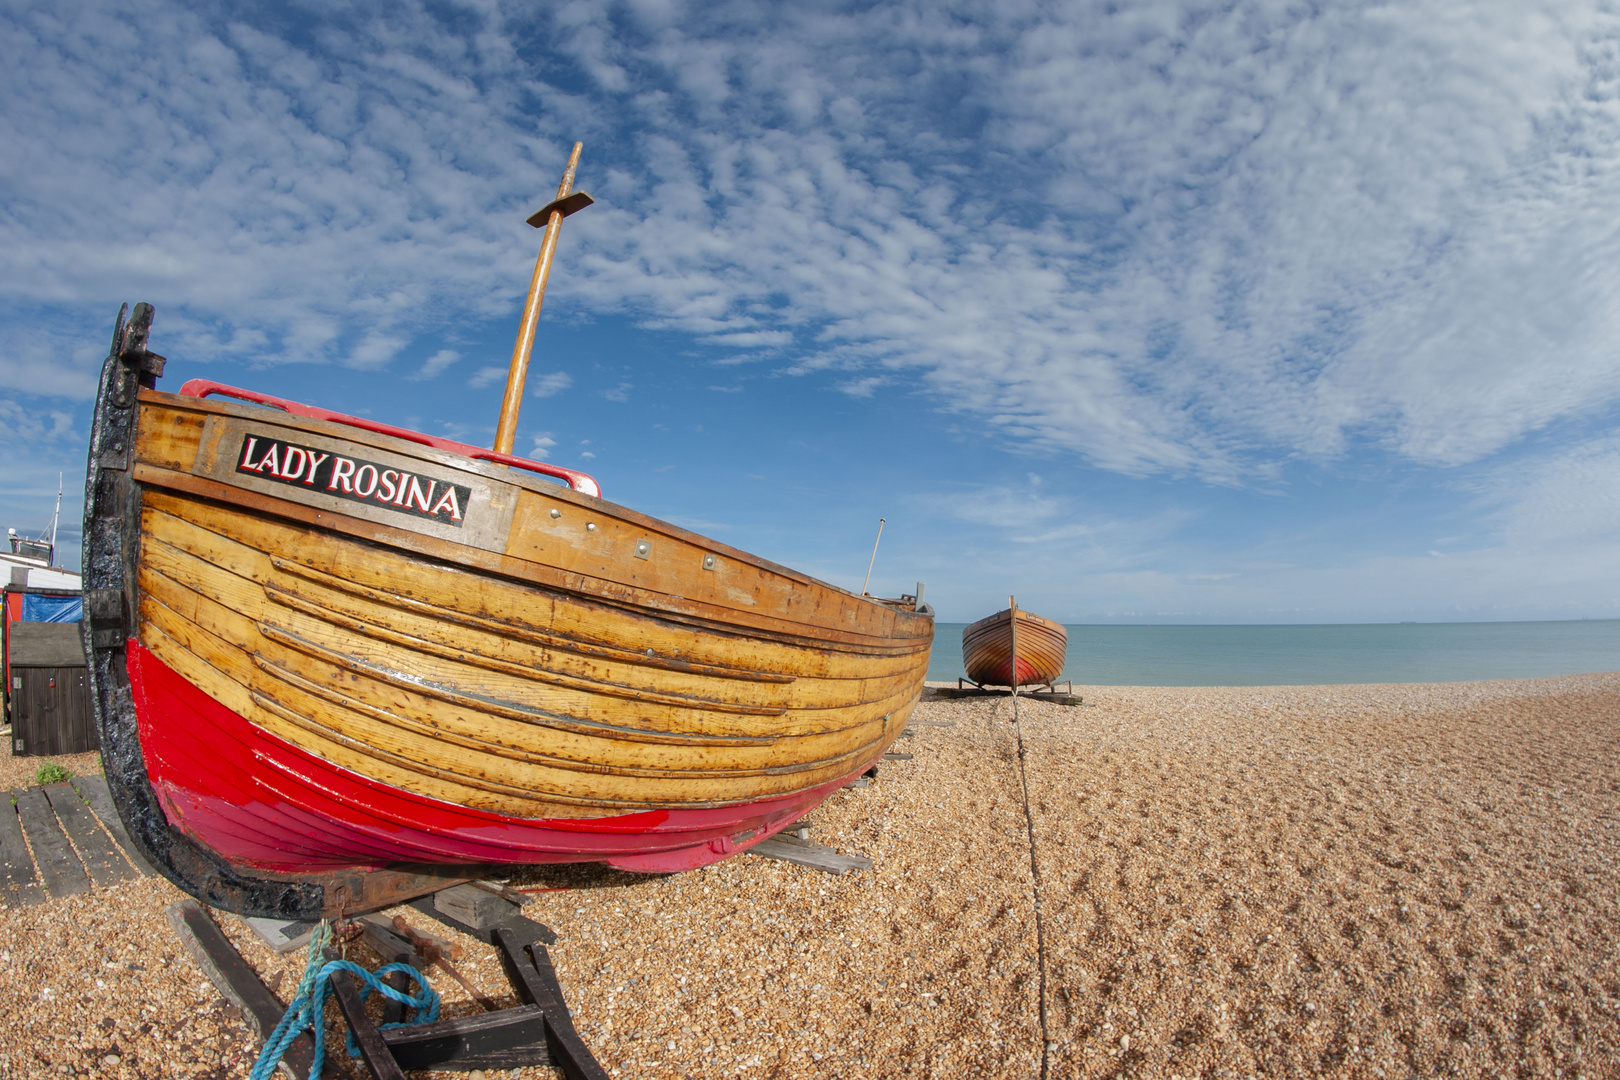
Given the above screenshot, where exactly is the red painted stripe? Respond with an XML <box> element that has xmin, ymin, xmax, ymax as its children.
<box><xmin>126</xmin><ymin>641</ymin><xmax>853</xmax><ymax>874</ymax></box>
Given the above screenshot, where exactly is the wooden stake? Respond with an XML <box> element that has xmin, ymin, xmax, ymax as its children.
<box><xmin>494</xmin><ymin>142</ymin><xmax>584</xmax><ymax>456</ymax></box>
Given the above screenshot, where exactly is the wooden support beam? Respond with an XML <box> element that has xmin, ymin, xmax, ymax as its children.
<box><xmin>930</xmin><ymin>686</ymin><xmax>1082</xmax><ymax>705</ymax></box>
<box><xmin>356</xmin><ymin>915</ymin><xmax>428</xmax><ymax>972</ymax></box>
<box><xmin>410</xmin><ymin>893</ymin><xmax>557</xmax><ymax>947</ymax></box>
<box><xmin>42</xmin><ymin>783</ymin><xmax>136</xmax><ymax>886</ymax></box>
<box><xmin>470</xmin><ymin>879</ymin><xmax>534</xmax><ymax>907</ymax></box>
<box><xmin>240</xmin><ymin>916</ymin><xmax>317</xmax><ymax>954</ymax></box>
<box><xmin>166</xmin><ymin>900</ymin><xmax>323</xmax><ymax>1080</ymax></box>
<box><xmin>14</xmin><ymin>787</ymin><xmax>88</xmax><ymax>899</ymax></box>
<box><xmin>0</xmin><ymin>793</ymin><xmax>44</xmax><ymax>907</ymax></box>
<box><xmin>322</xmin><ymin>948</ymin><xmax>409</xmax><ymax>1080</ymax></box>
<box><xmin>434</xmin><ymin>882</ymin><xmax>513</xmax><ymax>930</ymax></box>
<box><xmin>73</xmin><ymin>774</ymin><xmax>158</xmax><ymax>876</ymax></box>
<box><xmin>382</xmin><ymin>1005</ymin><xmax>552</xmax><ymax>1072</ymax></box>
<box><xmin>493</xmin><ymin>927</ymin><xmax>610</xmax><ymax>1080</ymax></box>
<box><xmin>380</xmin><ymin>959</ymin><xmax>413</xmax><ymax>1028</ymax></box>
<box><xmin>746</xmin><ymin>834</ymin><xmax>874</xmax><ymax>875</ymax></box>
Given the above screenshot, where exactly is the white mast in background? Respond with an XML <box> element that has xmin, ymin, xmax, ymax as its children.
<box><xmin>48</xmin><ymin>473</ymin><xmax>62</xmax><ymax>564</ymax></box>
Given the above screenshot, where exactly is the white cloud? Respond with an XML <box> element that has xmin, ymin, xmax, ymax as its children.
<box><xmin>837</xmin><ymin>376</ymin><xmax>887</xmax><ymax>399</ymax></box>
<box><xmin>5</xmin><ymin>0</ymin><xmax>1620</xmax><ymax>491</ymax></box>
<box><xmin>1474</xmin><ymin>435</ymin><xmax>1620</xmax><ymax>547</ymax></box>
<box><xmin>931</xmin><ymin>484</ymin><xmax>1067</xmax><ymax>532</ymax></box>
<box><xmin>0</xmin><ymin>399</ymin><xmax>82</xmax><ymax>451</ymax></box>
<box><xmin>411</xmin><ymin>349</ymin><xmax>459</xmax><ymax>380</ymax></box>
<box><xmin>531</xmin><ymin>370</ymin><xmax>573</xmax><ymax>398</ymax></box>
<box><xmin>468</xmin><ymin>366</ymin><xmax>506</xmax><ymax>389</ymax></box>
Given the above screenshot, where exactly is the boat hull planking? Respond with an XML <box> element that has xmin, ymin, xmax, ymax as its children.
<box><xmin>961</xmin><ymin>608</ymin><xmax>1067</xmax><ymax>688</ymax></box>
<box><xmin>83</xmin><ymin>307</ymin><xmax>932</xmax><ymax>918</ymax></box>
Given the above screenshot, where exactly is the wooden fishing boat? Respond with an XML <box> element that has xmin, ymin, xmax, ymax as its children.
<box><xmin>961</xmin><ymin>602</ymin><xmax>1066</xmax><ymax>688</ymax></box>
<box><xmin>82</xmin><ymin>147</ymin><xmax>933</xmax><ymax>920</ymax></box>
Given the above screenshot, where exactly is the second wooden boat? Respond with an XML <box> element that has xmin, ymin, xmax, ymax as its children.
<box><xmin>962</xmin><ymin>602</ymin><xmax>1067</xmax><ymax>688</ymax></box>
<box><xmin>82</xmin><ymin>146</ymin><xmax>933</xmax><ymax>920</ymax></box>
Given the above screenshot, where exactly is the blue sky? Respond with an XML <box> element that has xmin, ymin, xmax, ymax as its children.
<box><xmin>5</xmin><ymin>0</ymin><xmax>1620</xmax><ymax>623</ymax></box>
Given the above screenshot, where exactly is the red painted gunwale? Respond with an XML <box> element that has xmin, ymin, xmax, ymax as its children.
<box><xmin>127</xmin><ymin>641</ymin><xmax>844</xmax><ymax>875</ymax></box>
<box><xmin>175</xmin><ymin>379</ymin><xmax>602</xmax><ymax>498</ymax></box>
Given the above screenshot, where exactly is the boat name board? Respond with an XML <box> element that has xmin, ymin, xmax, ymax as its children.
<box><xmin>235</xmin><ymin>434</ymin><xmax>472</xmax><ymax>528</ymax></box>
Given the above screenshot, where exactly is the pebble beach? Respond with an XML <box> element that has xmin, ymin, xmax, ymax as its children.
<box><xmin>1</xmin><ymin>672</ymin><xmax>1617</xmax><ymax>1079</ymax></box>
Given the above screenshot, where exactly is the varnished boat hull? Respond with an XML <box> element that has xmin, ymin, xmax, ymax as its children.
<box><xmin>961</xmin><ymin>608</ymin><xmax>1066</xmax><ymax>687</ymax></box>
<box><xmin>128</xmin><ymin>641</ymin><xmax>855</xmax><ymax>874</ymax></box>
<box><xmin>84</xmin><ymin>306</ymin><xmax>933</xmax><ymax>918</ymax></box>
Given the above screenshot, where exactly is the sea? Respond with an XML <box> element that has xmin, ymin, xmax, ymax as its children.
<box><xmin>926</xmin><ymin>620</ymin><xmax>1620</xmax><ymax>686</ymax></box>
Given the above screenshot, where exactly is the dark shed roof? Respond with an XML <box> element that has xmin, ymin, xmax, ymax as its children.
<box><xmin>8</xmin><ymin>621</ymin><xmax>86</xmax><ymax>667</ymax></box>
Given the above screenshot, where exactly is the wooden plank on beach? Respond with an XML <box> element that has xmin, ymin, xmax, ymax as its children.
<box><xmin>73</xmin><ymin>774</ymin><xmax>158</xmax><ymax>876</ymax></box>
<box><xmin>883</xmin><ymin>752</ymin><xmax>914</xmax><ymax>761</ymax></box>
<box><xmin>321</xmin><ymin>949</ymin><xmax>409</xmax><ymax>1080</ymax></box>
<box><xmin>410</xmin><ymin>893</ymin><xmax>558</xmax><ymax>947</ymax></box>
<box><xmin>931</xmin><ymin>686</ymin><xmax>1082</xmax><ymax>705</ymax></box>
<box><xmin>42</xmin><ymin>783</ymin><xmax>136</xmax><ymax>887</ymax></box>
<box><xmin>747</xmin><ymin>835</ymin><xmax>874</xmax><ymax>875</ymax></box>
<box><xmin>435</xmin><ymin>881</ymin><xmax>514</xmax><ymax>930</ymax></box>
<box><xmin>493</xmin><ymin>927</ymin><xmax>610</xmax><ymax>1080</ymax></box>
<box><xmin>0</xmin><ymin>792</ymin><xmax>45</xmax><ymax>908</ymax></box>
<box><xmin>14</xmin><ymin>787</ymin><xmax>89</xmax><ymax>899</ymax></box>
<box><xmin>167</xmin><ymin>899</ymin><xmax>324</xmax><ymax>1080</ymax></box>
<box><xmin>356</xmin><ymin>914</ymin><xmax>429</xmax><ymax>970</ymax></box>
<box><xmin>383</xmin><ymin>1005</ymin><xmax>551</xmax><ymax>1072</ymax></box>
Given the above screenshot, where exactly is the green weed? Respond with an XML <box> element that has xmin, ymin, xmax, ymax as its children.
<box><xmin>35</xmin><ymin>762</ymin><xmax>73</xmax><ymax>786</ymax></box>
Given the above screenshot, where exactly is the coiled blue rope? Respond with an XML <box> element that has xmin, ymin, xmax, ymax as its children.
<box><xmin>249</xmin><ymin>921</ymin><xmax>441</xmax><ymax>1080</ymax></box>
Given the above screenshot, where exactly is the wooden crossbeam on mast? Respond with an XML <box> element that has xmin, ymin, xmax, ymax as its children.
<box><xmin>494</xmin><ymin>142</ymin><xmax>594</xmax><ymax>456</ymax></box>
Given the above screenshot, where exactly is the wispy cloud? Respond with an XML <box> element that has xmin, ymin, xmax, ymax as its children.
<box><xmin>9</xmin><ymin>0</ymin><xmax>1618</xmax><ymax>487</ymax></box>
<box><xmin>0</xmin><ymin>400</ymin><xmax>81</xmax><ymax>451</ymax></box>
<box><xmin>411</xmin><ymin>349</ymin><xmax>459</xmax><ymax>381</ymax></box>
<box><xmin>9</xmin><ymin>0</ymin><xmax>1620</xmax><ymax>622</ymax></box>
<box><xmin>837</xmin><ymin>376</ymin><xmax>887</xmax><ymax>399</ymax></box>
<box><xmin>531</xmin><ymin>371</ymin><xmax>573</xmax><ymax>398</ymax></box>
<box><xmin>1473</xmin><ymin>435</ymin><xmax>1620</xmax><ymax>547</ymax></box>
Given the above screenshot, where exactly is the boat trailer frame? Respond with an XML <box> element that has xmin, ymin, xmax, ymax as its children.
<box><xmin>170</xmin><ymin>884</ymin><xmax>610</xmax><ymax>1079</ymax></box>
<box><xmin>932</xmin><ymin>678</ymin><xmax>1083</xmax><ymax>706</ymax></box>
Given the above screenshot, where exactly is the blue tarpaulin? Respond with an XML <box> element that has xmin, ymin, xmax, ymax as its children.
<box><xmin>21</xmin><ymin>593</ymin><xmax>82</xmax><ymax>623</ymax></box>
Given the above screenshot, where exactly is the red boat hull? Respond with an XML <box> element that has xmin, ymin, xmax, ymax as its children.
<box><xmin>129</xmin><ymin>641</ymin><xmax>842</xmax><ymax>876</ymax></box>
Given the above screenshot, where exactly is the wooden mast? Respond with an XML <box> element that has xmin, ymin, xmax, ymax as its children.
<box><xmin>493</xmin><ymin>142</ymin><xmax>591</xmax><ymax>456</ymax></box>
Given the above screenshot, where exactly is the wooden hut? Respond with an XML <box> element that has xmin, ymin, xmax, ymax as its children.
<box><xmin>7</xmin><ymin>620</ymin><xmax>93</xmax><ymax>756</ymax></box>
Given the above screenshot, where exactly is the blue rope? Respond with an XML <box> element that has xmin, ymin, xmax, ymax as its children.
<box><xmin>249</xmin><ymin>925</ymin><xmax>441</xmax><ymax>1080</ymax></box>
